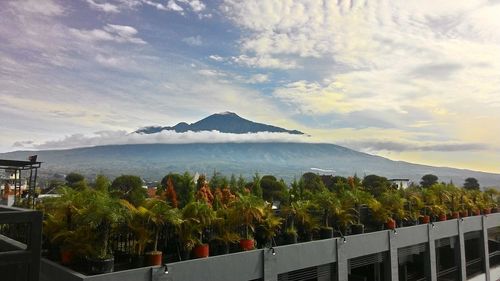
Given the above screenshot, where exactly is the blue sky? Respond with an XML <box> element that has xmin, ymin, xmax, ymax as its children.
<box><xmin>2</xmin><ymin>0</ymin><xmax>500</xmax><ymax>173</ymax></box>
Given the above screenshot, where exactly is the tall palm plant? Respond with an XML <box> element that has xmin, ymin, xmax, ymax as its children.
<box><xmin>229</xmin><ymin>194</ymin><xmax>265</xmax><ymax>240</ymax></box>
<box><xmin>144</xmin><ymin>199</ymin><xmax>181</xmax><ymax>255</ymax></box>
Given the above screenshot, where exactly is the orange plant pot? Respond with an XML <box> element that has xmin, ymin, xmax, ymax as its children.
<box><xmin>60</xmin><ymin>250</ymin><xmax>74</xmax><ymax>265</ymax></box>
<box><xmin>239</xmin><ymin>239</ymin><xmax>254</xmax><ymax>251</ymax></box>
<box><xmin>193</xmin><ymin>244</ymin><xmax>209</xmax><ymax>258</ymax></box>
<box><xmin>438</xmin><ymin>214</ymin><xmax>447</xmax><ymax>221</ymax></box>
<box><xmin>460</xmin><ymin>211</ymin><xmax>469</xmax><ymax>218</ymax></box>
<box><xmin>146</xmin><ymin>251</ymin><xmax>162</xmax><ymax>266</ymax></box>
<box><xmin>473</xmin><ymin>210</ymin><xmax>481</xmax><ymax>216</ymax></box>
<box><xmin>452</xmin><ymin>211</ymin><xmax>460</xmax><ymax>219</ymax></box>
<box><xmin>386</xmin><ymin>219</ymin><xmax>396</xmax><ymax>230</ymax></box>
<box><xmin>483</xmin><ymin>208</ymin><xmax>491</xmax><ymax>214</ymax></box>
<box><xmin>421</xmin><ymin>215</ymin><xmax>430</xmax><ymax>224</ymax></box>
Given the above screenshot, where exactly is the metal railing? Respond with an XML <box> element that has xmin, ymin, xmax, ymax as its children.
<box><xmin>0</xmin><ymin>205</ymin><xmax>42</xmax><ymax>281</ymax></box>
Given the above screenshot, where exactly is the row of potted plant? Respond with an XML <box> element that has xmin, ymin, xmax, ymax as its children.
<box><xmin>40</xmin><ymin>180</ymin><xmax>499</xmax><ymax>275</ymax></box>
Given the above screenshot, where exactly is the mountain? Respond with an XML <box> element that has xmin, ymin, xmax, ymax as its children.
<box><xmin>134</xmin><ymin>112</ymin><xmax>304</xmax><ymax>135</ymax></box>
<box><xmin>2</xmin><ymin>143</ymin><xmax>500</xmax><ymax>187</ymax></box>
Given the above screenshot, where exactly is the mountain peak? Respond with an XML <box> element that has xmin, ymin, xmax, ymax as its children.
<box><xmin>215</xmin><ymin>111</ymin><xmax>237</xmax><ymax>116</ymax></box>
<box><xmin>134</xmin><ymin>112</ymin><xmax>304</xmax><ymax>135</ymax></box>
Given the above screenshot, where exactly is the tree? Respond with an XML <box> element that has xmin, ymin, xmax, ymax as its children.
<box><xmin>164</xmin><ymin>178</ymin><xmax>179</xmax><ymax>208</ymax></box>
<box><xmin>65</xmin><ymin>172</ymin><xmax>86</xmax><ymax>189</ymax></box>
<box><xmin>160</xmin><ymin>172</ymin><xmax>195</xmax><ymax>207</ymax></box>
<box><xmin>251</xmin><ymin>173</ymin><xmax>263</xmax><ymax>198</ymax></box>
<box><xmin>463</xmin><ymin>177</ymin><xmax>480</xmax><ymax>190</ymax></box>
<box><xmin>237</xmin><ymin>175</ymin><xmax>246</xmax><ymax>193</ymax></box>
<box><xmin>229</xmin><ymin>174</ymin><xmax>238</xmax><ymax>193</ymax></box>
<box><xmin>362</xmin><ymin>175</ymin><xmax>391</xmax><ymax>198</ymax></box>
<box><xmin>420</xmin><ymin>174</ymin><xmax>438</xmax><ymax>188</ymax></box>
<box><xmin>94</xmin><ymin>175</ymin><xmax>110</xmax><ymax>192</ymax></box>
<box><xmin>301</xmin><ymin>172</ymin><xmax>325</xmax><ymax>193</ymax></box>
<box><xmin>260</xmin><ymin>175</ymin><xmax>287</xmax><ymax>202</ymax></box>
<box><xmin>110</xmin><ymin>175</ymin><xmax>146</xmax><ymax>206</ymax></box>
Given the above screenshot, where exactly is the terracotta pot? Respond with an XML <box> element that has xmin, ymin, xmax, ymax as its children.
<box><xmin>386</xmin><ymin>219</ymin><xmax>396</xmax><ymax>230</ymax></box>
<box><xmin>145</xmin><ymin>251</ymin><xmax>162</xmax><ymax>266</ymax></box>
<box><xmin>239</xmin><ymin>239</ymin><xmax>254</xmax><ymax>251</ymax></box>
<box><xmin>483</xmin><ymin>208</ymin><xmax>491</xmax><ymax>214</ymax></box>
<box><xmin>460</xmin><ymin>211</ymin><xmax>469</xmax><ymax>218</ymax></box>
<box><xmin>452</xmin><ymin>211</ymin><xmax>460</xmax><ymax>219</ymax></box>
<box><xmin>421</xmin><ymin>215</ymin><xmax>430</xmax><ymax>224</ymax></box>
<box><xmin>60</xmin><ymin>249</ymin><xmax>74</xmax><ymax>265</ymax></box>
<box><xmin>473</xmin><ymin>210</ymin><xmax>481</xmax><ymax>216</ymax></box>
<box><xmin>439</xmin><ymin>214</ymin><xmax>447</xmax><ymax>221</ymax></box>
<box><xmin>193</xmin><ymin>244</ymin><xmax>209</xmax><ymax>258</ymax></box>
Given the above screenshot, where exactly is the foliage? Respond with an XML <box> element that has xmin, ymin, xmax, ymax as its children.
<box><xmin>75</xmin><ymin>189</ymin><xmax>129</xmax><ymax>259</ymax></box>
<box><xmin>65</xmin><ymin>172</ymin><xmax>85</xmax><ymax>189</ymax></box>
<box><xmin>94</xmin><ymin>174</ymin><xmax>110</xmax><ymax>192</ymax></box>
<box><xmin>362</xmin><ymin>175</ymin><xmax>391</xmax><ymax>198</ymax></box>
<box><xmin>312</xmin><ymin>190</ymin><xmax>341</xmax><ymax>228</ymax></box>
<box><xmin>301</xmin><ymin>172</ymin><xmax>326</xmax><ymax>193</ymax></box>
<box><xmin>163</xmin><ymin>177</ymin><xmax>178</xmax><ymax>208</ymax></box>
<box><xmin>143</xmin><ymin>198</ymin><xmax>181</xmax><ymax>252</ymax></box>
<box><xmin>230</xmin><ymin>194</ymin><xmax>265</xmax><ymax>239</ymax></box>
<box><xmin>261</xmin><ymin>175</ymin><xmax>287</xmax><ymax>202</ymax></box>
<box><xmin>251</xmin><ymin>172</ymin><xmax>263</xmax><ymax>198</ymax></box>
<box><xmin>160</xmin><ymin>172</ymin><xmax>195</xmax><ymax>207</ymax></box>
<box><xmin>110</xmin><ymin>175</ymin><xmax>146</xmax><ymax>207</ymax></box>
<box><xmin>463</xmin><ymin>177</ymin><xmax>480</xmax><ymax>190</ymax></box>
<box><xmin>420</xmin><ymin>174</ymin><xmax>438</xmax><ymax>188</ymax></box>
<box><xmin>181</xmin><ymin>201</ymin><xmax>215</xmax><ymax>247</ymax></box>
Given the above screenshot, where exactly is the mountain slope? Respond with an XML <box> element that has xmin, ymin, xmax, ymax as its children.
<box><xmin>135</xmin><ymin>112</ymin><xmax>304</xmax><ymax>135</ymax></box>
<box><xmin>2</xmin><ymin>143</ymin><xmax>500</xmax><ymax>187</ymax></box>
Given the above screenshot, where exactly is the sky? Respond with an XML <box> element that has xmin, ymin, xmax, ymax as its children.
<box><xmin>1</xmin><ymin>0</ymin><xmax>500</xmax><ymax>174</ymax></box>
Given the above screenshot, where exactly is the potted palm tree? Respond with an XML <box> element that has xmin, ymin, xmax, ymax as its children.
<box><xmin>211</xmin><ymin>207</ymin><xmax>240</xmax><ymax>255</ymax></box>
<box><xmin>181</xmin><ymin>201</ymin><xmax>215</xmax><ymax>258</ymax></box>
<box><xmin>120</xmin><ymin>200</ymin><xmax>152</xmax><ymax>267</ymax></box>
<box><xmin>76</xmin><ymin>189</ymin><xmax>128</xmax><ymax>274</ymax></box>
<box><xmin>341</xmin><ymin>188</ymin><xmax>377</xmax><ymax>234</ymax></box>
<box><xmin>42</xmin><ymin>187</ymin><xmax>83</xmax><ymax>264</ymax></box>
<box><xmin>254</xmin><ymin>205</ymin><xmax>282</xmax><ymax>248</ymax></box>
<box><xmin>229</xmin><ymin>194</ymin><xmax>265</xmax><ymax>251</ymax></box>
<box><xmin>143</xmin><ymin>198</ymin><xmax>181</xmax><ymax>265</ymax></box>
<box><xmin>377</xmin><ymin>192</ymin><xmax>406</xmax><ymax>229</ymax></box>
<box><xmin>402</xmin><ymin>189</ymin><xmax>425</xmax><ymax>225</ymax></box>
<box><xmin>313</xmin><ymin>190</ymin><xmax>341</xmax><ymax>239</ymax></box>
<box><xmin>424</xmin><ymin>184</ymin><xmax>451</xmax><ymax>221</ymax></box>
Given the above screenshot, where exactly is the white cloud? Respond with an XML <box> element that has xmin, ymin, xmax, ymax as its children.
<box><xmin>178</xmin><ymin>0</ymin><xmax>205</xmax><ymax>12</ymax></box>
<box><xmin>86</xmin><ymin>0</ymin><xmax>120</xmax><ymax>13</ymax></box>
<box><xmin>166</xmin><ymin>0</ymin><xmax>183</xmax><ymax>11</ymax></box>
<box><xmin>70</xmin><ymin>24</ymin><xmax>147</xmax><ymax>44</ymax></box>
<box><xmin>209</xmin><ymin>55</ymin><xmax>224</xmax><ymax>62</ymax></box>
<box><xmin>231</xmin><ymin>55</ymin><xmax>297</xmax><ymax>69</ymax></box>
<box><xmin>182</xmin><ymin>35</ymin><xmax>202</xmax><ymax>46</ymax></box>
<box><xmin>24</xmin><ymin>130</ymin><xmax>311</xmax><ymax>150</ymax></box>
<box><xmin>10</xmin><ymin>0</ymin><xmax>64</xmax><ymax>16</ymax></box>
<box><xmin>246</xmin><ymin>74</ymin><xmax>269</xmax><ymax>84</ymax></box>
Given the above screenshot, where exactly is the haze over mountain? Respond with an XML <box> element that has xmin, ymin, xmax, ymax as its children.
<box><xmin>2</xmin><ymin>143</ymin><xmax>500</xmax><ymax>188</ymax></box>
<box><xmin>134</xmin><ymin>112</ymin><xmax>304</xmax><ymax>135</ymax></box>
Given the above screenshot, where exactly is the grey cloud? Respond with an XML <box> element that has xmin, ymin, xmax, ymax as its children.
<box><xmin>344</xmin><ymin>141</ymin><xmax>489</xmax><ymax>152</ymax></box>
<box><xmin>410</xmin><ymin>63</ymin><xmax>463</xmax><ymax>80</ymax></box>
<box><xmin>12</xmin><ymin>141</ymin><xmax>34</xmax><ymax>148</ymax></box>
